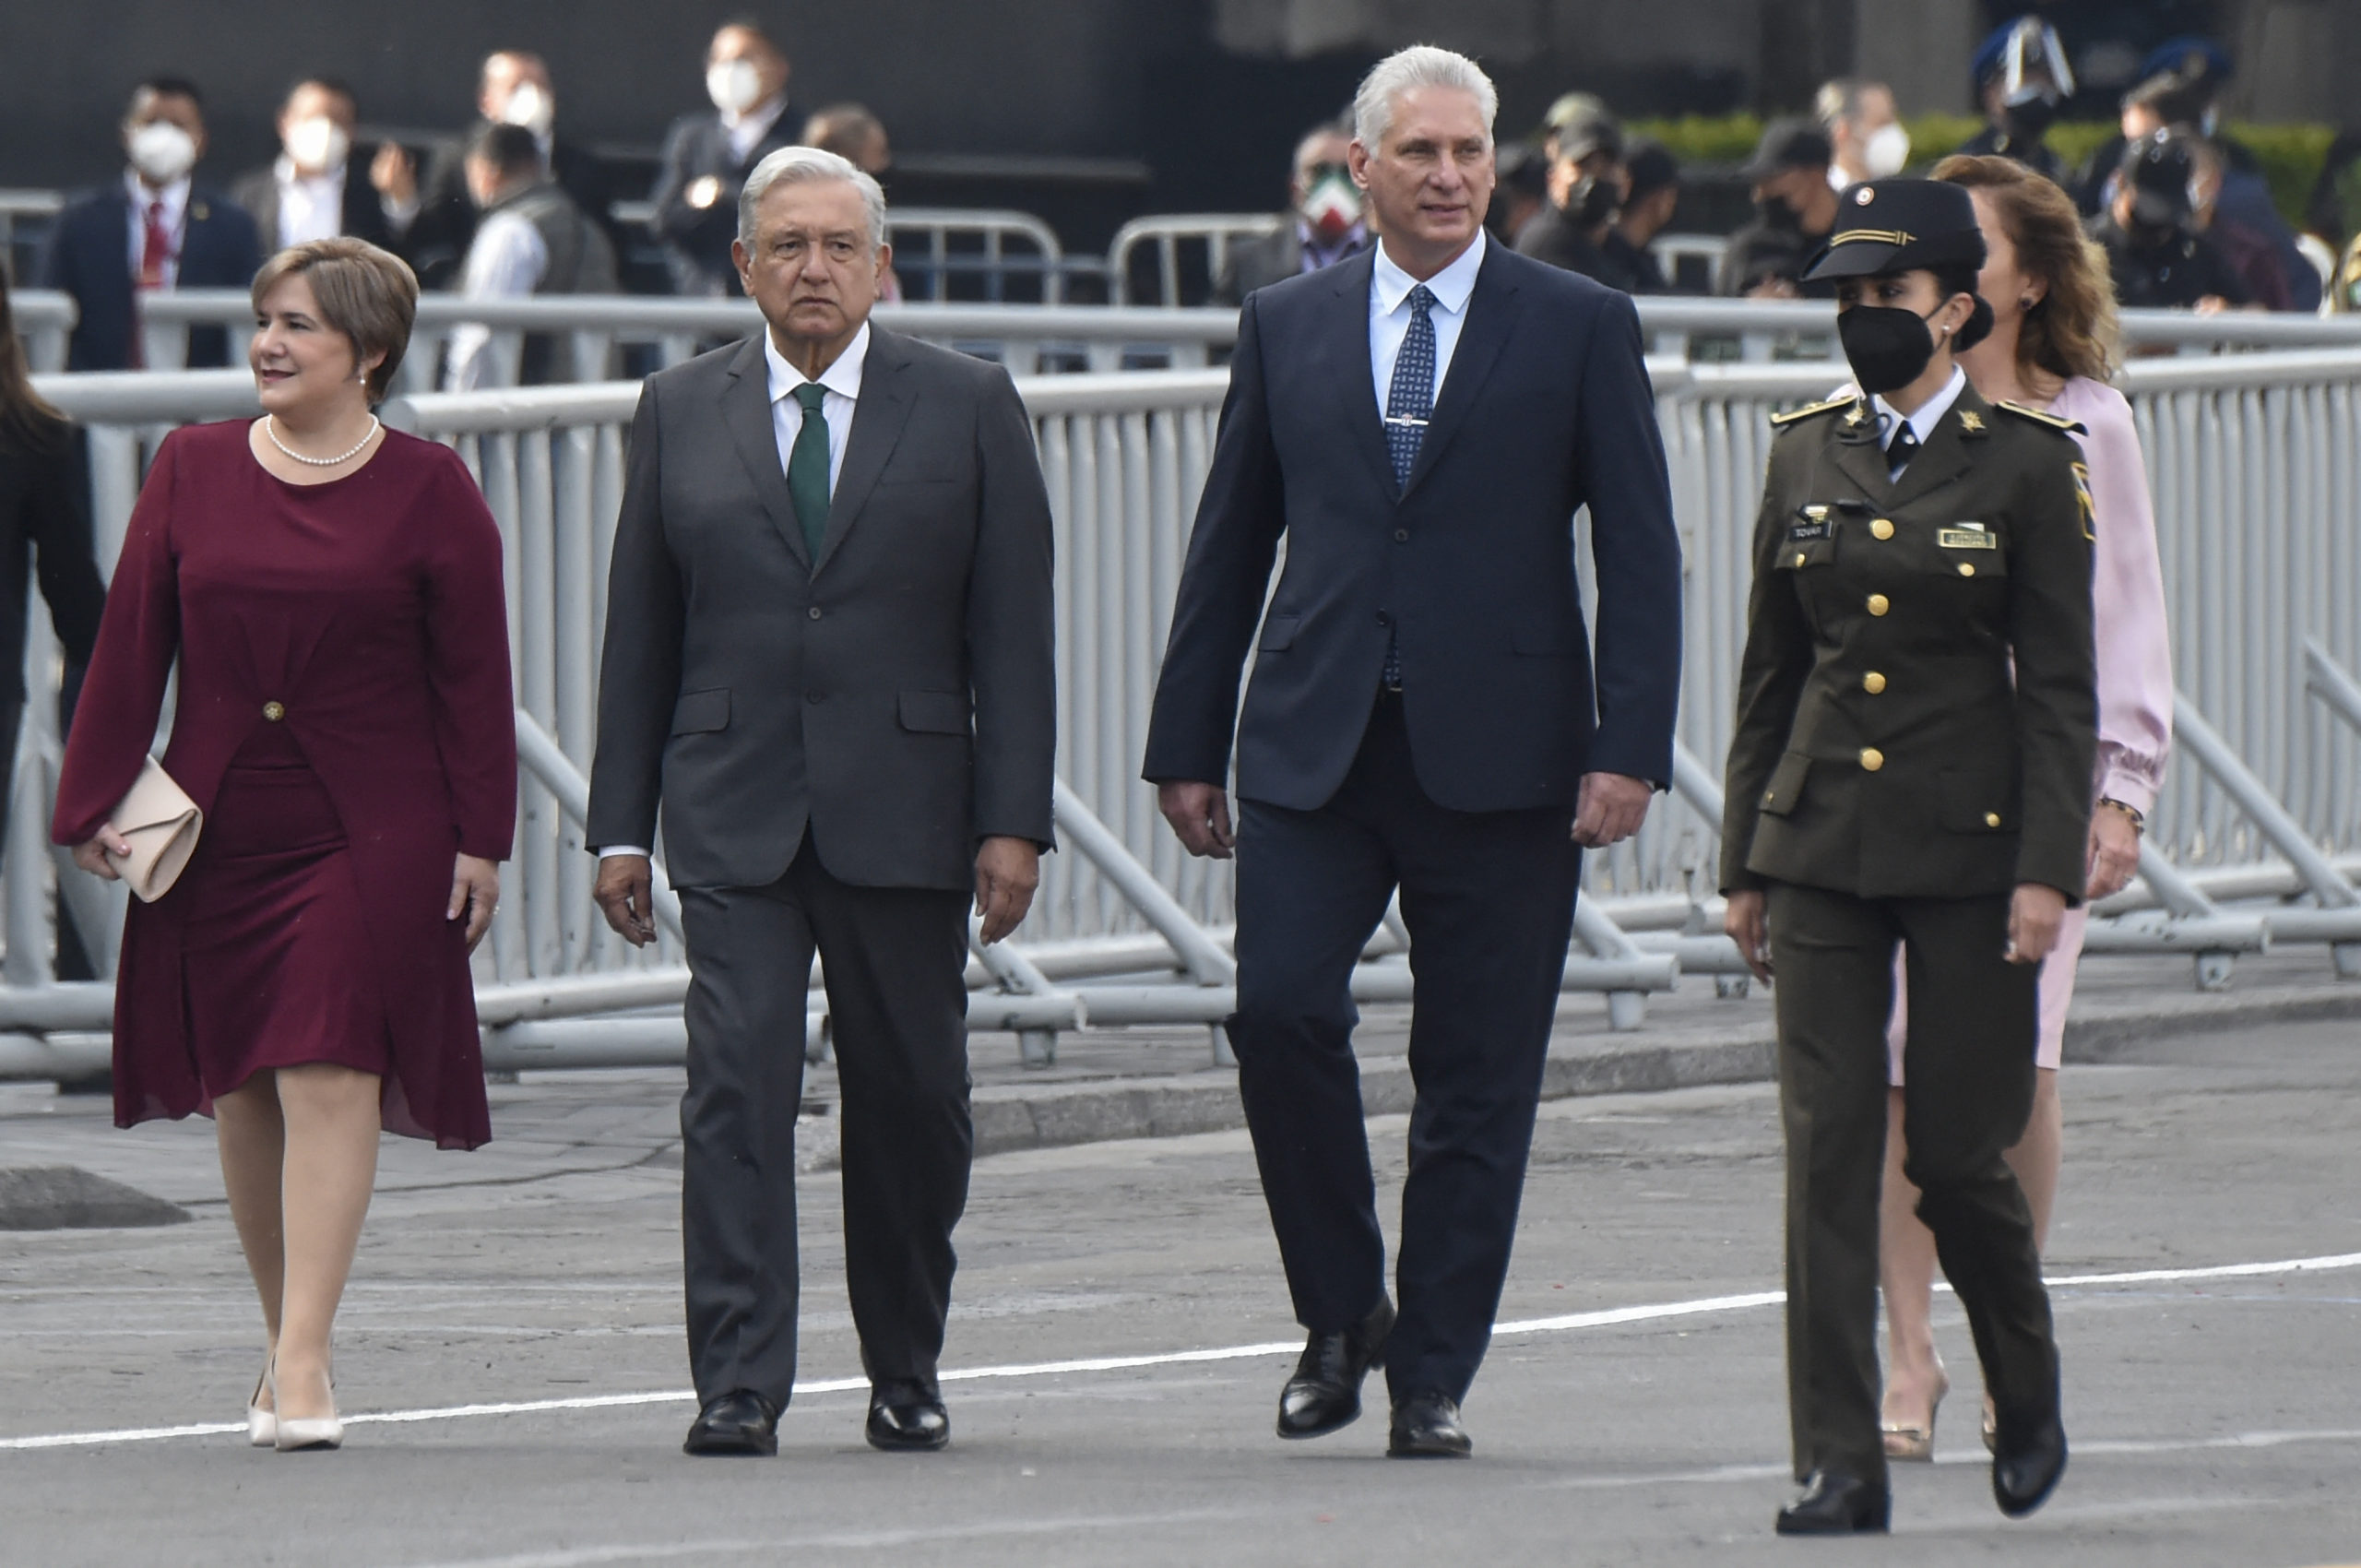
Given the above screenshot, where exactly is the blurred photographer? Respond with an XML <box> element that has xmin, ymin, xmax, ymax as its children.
<box><xmin>2093</xmin><ymin>130</ymin><xmax>2249</xmax><ymax>313</ymax></box>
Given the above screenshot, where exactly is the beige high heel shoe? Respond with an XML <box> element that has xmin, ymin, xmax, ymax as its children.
<box><xmin>1880</xmin><ymin>1366</ymin><xmax>1950</xmax><ymax>1463</ymax></box>
<box><xmin>245</xmin><ymin>1356</ymin><xmax>276</xmax><ymax>1448</ymax></box>
<box><xmin>268</xmin><ymin>1359</ymin><xmax>343</xmax><ymax>1453</ymax></box>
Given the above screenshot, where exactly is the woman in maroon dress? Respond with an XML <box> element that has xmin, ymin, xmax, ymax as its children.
<box><xmin>54</xmin><ymin>238</ymin><xmax>516</xmax><ymax>1451</ymax></box>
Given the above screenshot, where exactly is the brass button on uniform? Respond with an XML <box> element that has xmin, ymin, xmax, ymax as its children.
<box><xmin>1985</xmin><ymin>812</ymin><xmax>2002</xmax><ymax>827</ymax></box>
<box><xmin>1858</xmin><ymin>747</ymin><xmax>1884</xmax><ymax>772</ymax></box>
<box><xmin>1869</xmin><ymin>518</ymin><xmax>1894</xmax><ymax>540</ymax></box>
<box><xmin>1794</xmin><ymin>552</ymin><xmax>1809</xmax><ymax>567</ymax></box>
<box><xmin>1862</xmin><ymin>671</ymin><xmax>1886</xmax><ymax>695</ymax></box>
<box><xmin>1866</xmin><ymin>593</ymin><xmax>1890</xmax><ymax>616</ymax></box>
<box><xmin>262</xmin><ymin>701</ymin><xmax>286</xmax><ymax>722</ymax></box>
<box><xmin>1957</xmin><ymin>562</ymin><xmax>1976</xmax><ymax>577</ymax></box>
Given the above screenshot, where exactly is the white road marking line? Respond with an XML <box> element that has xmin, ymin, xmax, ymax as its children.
<box><xmin>6</xmin><ymin>1247</ymin><xmax>2357</xmax><ymax>1453</ymax></box>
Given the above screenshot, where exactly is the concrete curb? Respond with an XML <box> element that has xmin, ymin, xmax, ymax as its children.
<box><xmin>939</xmin><ymin>980</ymin><xmax>2361</xmax><ymax>1165</ymax></box>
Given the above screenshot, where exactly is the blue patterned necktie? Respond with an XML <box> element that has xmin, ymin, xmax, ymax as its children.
<box><xmin>1380</xmin><ymin>284</ymin><xmax>1436</xmax><ymax>691</ymax></box>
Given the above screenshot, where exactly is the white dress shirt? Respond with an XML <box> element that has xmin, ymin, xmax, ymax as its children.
<box><xmin>124</xmin><ymin>171</ymin><xmax>191</xmax><ymax>288</ymax></box>
<box><xmin>598</xmin><ymin>320</ymin><xmax>872</xmax><ymax>862</ymax></box>
<box><xmin>1369</xmin><ymin>227</ymin><xmax>1486</xmax><ymax>414</ymax></box>
<box><xmin>1870</xmin><ymin>365</ymin><xmax>1967</xmax><ymax>479</ymax></box>
<box><xmin>443</xmin><ymin>208</ymin><xmax>552</xmax><ymax>391</ymax></box>
<box><xmin>274</xmin><ymin>157</ymin><xmax>348</xmax><ymax>248</ymax></box>
<box><xmin>725</xmin><ymin>95</ymin><xmax>790</xmax><ymax>164</ymax></box>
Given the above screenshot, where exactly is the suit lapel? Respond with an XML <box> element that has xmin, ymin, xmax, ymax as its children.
<box><xmin>1825</xmin><ymin>400</ymin><xmax>1893</xmax><ymax>503</ymax></box>
<box><xmin>1402</xmin><ymin>248</ymin><xmax>1522</xmax><ymax>497</ymax></box>
<box><xmin>813</xmin><ymin>328</ymin><xmax>918</xmax><ymax>575</ymax></box>
<box><xmin>1322</xmin><ymin>252</ymin><xmax>1397</xmax><ymax>500</ymax></box>
<box><xmin>1887</xmin><ymin>388</ymin><xmax>1981</xmax><ymax>509</ymax></box>
<box><xmin>718</xmin><ymin>333</ymin><xmax>812</xmax><ymax>569</ymax></box>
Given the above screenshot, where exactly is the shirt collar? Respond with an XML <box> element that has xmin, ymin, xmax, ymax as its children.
<box><xmin>1372</xmin><ymin>227</ymin><xmax>1486</xmax><ymax>317</ymax></box>
<box><xmin>125</xmin><ymin>170</ymin><xmax>192</xmax><ymax>224</ymax></box>
<box><xmin>765</xmin><ymin>320</ymin><xmax>870</xmax><ymax>406</ymax></box>
<box><xmin>724</xmin><ymin>92</ymin><xmax>789</xmax><ymax>136</ymax></box>
<box><xmin>274</xmin><ymin>155</ymin><xmax>346</xmax><ymax>190</ymax></box>
<box><xmin>1872</xmin><ymin>365</ymin><xmax>1968</xmax><ymax>447</ymax></box>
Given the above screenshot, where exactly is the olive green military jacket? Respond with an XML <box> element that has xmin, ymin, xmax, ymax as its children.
<box><xmin>1718</xmin><ymin>383</ymin><xmax>2098</xmax><ymax>902</ymax></box>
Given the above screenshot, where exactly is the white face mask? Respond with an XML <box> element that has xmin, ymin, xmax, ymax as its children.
<box><xmin>1863</xmin><ymin>121</ymin><xmax>1912</xmax><ymax>180</ymax></box>
<box><xmin>127</xmin><ymin>121</ymin><xmax>198</xmax><ymax>184</ymax></box>
<box><xmin>706</xmin><ymin>58</ymin><xmax>764</xmax><ymax>115</ymax></box>
<box><xmin>283</xmin><ymin>115</ymin><xmax>350</xmax><ymax>173</ymax></box>
<box><xmin>499</xmin><ymin>80</ymin><xmax>554</xmax><ymax>137</ymax></box>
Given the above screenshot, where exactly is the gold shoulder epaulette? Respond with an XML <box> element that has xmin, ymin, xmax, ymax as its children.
<box><xmin>1995</xmin><ymin>400</ymin><xmax>2088</xmax><ymax>436</ymax></box>
<box><xmin>1769</xmin><ymin>395</ymin><xmax>1856</xmax><ymax>428</ymax></box>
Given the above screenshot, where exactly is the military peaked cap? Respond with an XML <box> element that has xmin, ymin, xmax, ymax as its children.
<box><xmin>1802</xmin><ymin>178</ymin><xmax>1988</xmax><ymax>282</ymax></box>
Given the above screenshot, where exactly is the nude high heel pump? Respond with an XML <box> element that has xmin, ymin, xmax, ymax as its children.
<box><xmin>268</xmin><ymin>1359</ymin><xmax>343</xmax><ymax>1453</ymax></box>
<box><xmin>246</xmin><ymin>1357</ymin><xmax>276</xmax><ymax>1448</ymax></box>
<box><xmin>1880</xmin><ymin>1366</ymin><xmax>1950</xmax><ymax>1463</ymax></box>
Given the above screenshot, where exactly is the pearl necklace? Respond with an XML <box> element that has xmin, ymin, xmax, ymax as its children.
<box><xmin>266</xmin><ymin>414</ymin><xmax>380</xmax><ymax>467</ymax></box>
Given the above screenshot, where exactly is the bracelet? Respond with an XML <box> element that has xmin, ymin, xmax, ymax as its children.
<box><xmin>2096</xmin><ymin>797</ymin><xmax>2145</xmax><ymax>832</ymax></box>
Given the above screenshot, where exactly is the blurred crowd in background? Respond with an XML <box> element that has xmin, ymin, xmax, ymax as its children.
<box><xmin>20</xmin><ymin>11</ymin><xmax>2361</xmax><ymax>386</ymax></box>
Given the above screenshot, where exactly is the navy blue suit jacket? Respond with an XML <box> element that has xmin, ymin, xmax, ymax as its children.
<box><xmin>1142</xmin><ymin>242</ymin><xmax>1682</xmax><ymax>814</ymax></box>
<box><xmin>36</xmin><ymin>184</ymin><xmax>263</xmax><ymax>372</ymax></box>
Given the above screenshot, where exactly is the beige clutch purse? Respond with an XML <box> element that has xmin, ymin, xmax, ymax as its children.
<box><xmin>104</xmin><ymin>756</ymin><xmax>203</xmax><ymax>903</ymax></box>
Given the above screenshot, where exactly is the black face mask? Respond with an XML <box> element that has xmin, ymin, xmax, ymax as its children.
<box><xmin>1569</xmin><ymin>172</ymin><xmax>1620</xmax><ymax>228</ymax></box>
<box><xmin>2001</xmin><ymin>92</ymin><xmax>2059</xmax><ymax>144</ymax></box>
<box><xmin>1838</xmin><ymin>303</ymin><xmax>1945</xmax><ymax>395</ymax></box>
<box><xmin>1758</xmin><ymin>194</ymin><xmax>1802</xmax><ymax>232</ymax></box>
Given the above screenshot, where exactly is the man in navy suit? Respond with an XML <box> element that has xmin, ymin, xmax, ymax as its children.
<box><xmin>1143</xmin><ymin>44</ymin><xmax>1683</xmax><ymax>1459</ymax></box>
<box><xmin>37</xmin><ymin>78</ymin><xmax>263</xmax><ymax>372</ymax></box>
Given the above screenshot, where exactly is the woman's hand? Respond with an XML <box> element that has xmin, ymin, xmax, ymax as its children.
<box><xmin>2085</xmin><ymin>806</ymin><xmax>2142</xmax><ymax>902</ymax></box>
<box><xmin>2005</xmin><ymin>883</ymin><xmax>2068</xmax><ymax>965</ymax></box>
<box><xmin>448</xmin><ymin>853</ymin><xmax>500</xmax><ymax>953</ymax></box>
<box><xmin>72</xmin><ymin>827</ymin><xmax>133</xmax><ymax>881</ymax></box>
<box><xmin>1724</xmin><ymin>889</ymin><xmax>1773</xmax><ymax>982</ymax></box>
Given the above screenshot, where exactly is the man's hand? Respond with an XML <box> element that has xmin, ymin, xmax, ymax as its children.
<box><xmin>1724</xmin><ymin>888</ymin><xmax>1773</xmax><ymax>982</ymax></box>
<box><xmin>1157</xmin><ymin>780</ymin><xmax>1235</xmax><ymax>860</ymax></box>
<box><xmin>594</xmin><ymin>854</ymin><xmax>658</xmax><ymax>947</ymax></box>
<box><xmin>71</xmin><ymin>826</ymin><xmax>133</xmax><ymax>881</ymax></box>
<box><xmin>2086</xmin><ymin>808</ymin><xmax>2142</xmax><ymax>902</ymax></box>
<box><xmin>1572</xmin><ymin>771</ymin><xmax>1652</xmax><ymax>848</ymax></box>
<box><xmin>974</xmin><ymin>836</ymin><xmax>1040</xmax><ymax>945</ymax></box>
<box><xmin>2006</xmin><ymin>882</ymin><xmax>2069</xmax><ymax>965</ymax></box>
<box><xmin>370</xmin><ymin>141</ymin><xmax>417</xmax><ymax>206</ymax></box>
<box><xmin>447</xmin><ymin>853</ymin><xmax>500</xmax><ymax>953</ymax></box>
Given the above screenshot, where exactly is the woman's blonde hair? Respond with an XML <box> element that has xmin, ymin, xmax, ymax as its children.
<box><xmin>1932</xmin><ymin>154</ymin><xmax>2120</xmax><ymax>385</ymax></box>
<box><xmin>249</xmin><ymin>238</ymin><xmax>419</xmax><ymax>401</ymax></box>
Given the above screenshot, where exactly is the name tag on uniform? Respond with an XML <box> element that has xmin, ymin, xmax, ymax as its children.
<box><xmin>1788</xmin><ymin>505</ymin><xmax>1832</xmax><ymax>541</ymax></box>
<box><xmin>1939</xmin><ymin>527</ymin><xmax>1996</xmax><ymax>550</ymax></box>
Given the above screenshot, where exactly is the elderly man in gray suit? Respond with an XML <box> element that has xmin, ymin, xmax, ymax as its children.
<box><xmin>587</xmin><ymin>146</ymin><xmax>1056</xmax><ymax>1459</ymax></box>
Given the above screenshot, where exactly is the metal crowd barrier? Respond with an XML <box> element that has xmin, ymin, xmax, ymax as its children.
<box><xmin>6</xmin><ymin>342</ymin><xmax>2360</xmax><ymax>1077</ymax></box>
<box><xmin>1108</xmin><ymin>214</ymin><xmax>1286</xmax><ymax>306</ymax></box>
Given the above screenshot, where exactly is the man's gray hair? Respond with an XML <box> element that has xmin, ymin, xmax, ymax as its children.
<box><xmin>737</xmin><ymin>145</ymin><xmax>888</xmax><ymax>252</ymax></box>
<box><xmin>1352</xmin><ymin>45</ymin><xmax>1498</xmax><ymax>150</ymax></box>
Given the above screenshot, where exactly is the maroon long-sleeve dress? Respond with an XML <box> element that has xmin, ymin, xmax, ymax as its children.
<box><xmin>53</xmin><ymin>422</ymin><xmax>516</xmax><ymax>1148</ymax></box>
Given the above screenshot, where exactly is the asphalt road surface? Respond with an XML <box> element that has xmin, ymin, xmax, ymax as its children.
<box><xmin>3</xmin><ymin>1016</ymin><xmax>2357</xmax><ymax>1567</ymax></box>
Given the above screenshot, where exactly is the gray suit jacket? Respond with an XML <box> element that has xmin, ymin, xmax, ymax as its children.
<box><xmin>586</xmin><ymin>327</ymin><xmax>1057</xmax><ymax>892</ymax></box>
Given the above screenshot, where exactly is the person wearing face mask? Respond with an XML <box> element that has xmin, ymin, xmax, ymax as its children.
<box><xmin>1717</xmin><ymin>119</ymin><xmax>1841</xmax><ymax>299</ymax></box>
<box><xmin>1953</xmin><ymin>18</ymin><xmax>2074</xmax><ymax>189</ymax></box>
<box><xmin>1721</xmin><ymin>177</ymin><xmax>2094</xmax><ymax>1534</ymax></box>
<box><xmin>1596</xmin><ymin>140</ymin><xmax>1682</xmax><ymax>295</ymax></box>
<box><xmin>35</xmin><ymin>77</ymin><xmax>262</xmax><ymax>372</ymax></box>
<box><xmin>400</xmin><ymin>51</ymin><xmax>614</xmax><ymax>293</ymax></box>
<box><xmin>651</xmin><ymin>21</ymin><xmax>801</xmax><ymax>298</ymax></box>
<box><xmin>1818</xmin><ymin>78</ymin><xmax>1911</xmax><ymax>190</ymax></box>
<box><xmin>1513</xmin><ymin>109</ymin><xmax>1625</xmax><ymax>283</ymax></box>
<box><xmin>1213</xmin><ymin>123</ymin><xmax>1371</xmax><ymax>306</ymax></box>
<box><xmin>2092</xmin><ymin>130</ymin><xmax>2250</xmax><ymax>314</ymax></box>
<box><xmin>231</xmin><ymin>79</ymin><xmax>411</xmax><ymax>257</ymax></box>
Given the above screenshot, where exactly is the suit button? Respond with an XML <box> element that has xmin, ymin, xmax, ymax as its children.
<box><xmin>1870</xmin><ymin>518</ymin><xmax>1894</xmax><ymax>540</ymax></box>
<box><xmin>808</xmin><ymin>606</ymin><xmax>824</xmax><ymax>620</ymax></box>
<box><xmin>806</xmin><ymin>692</ymin><xmax>825</xmax><ymax>705</ymax></box>
<box><xmin>1862</xmin><ymin>671</ymin><xmax>1886</xmax><ymax>695</ymax></box>
<box><xmin>1376</xmin><ymin>611</ymin><xmax>1392</xmax><ymax>626</ymax></box>
<box><xmin>262</xmin><ymin>701</ymin><xmax>285</xmax><ymax>722</ymax></box>
<box><xmin>1859</xmin><ymin>747</ymin><xmax>1884</xmax><ymax>772</ymax></box>
<box><xmin>1986</xmin><ymin>812</ymin><xmax>2002</xmax><ymax>827</ymax></box>
<box><xmin>1866</xmin><ymin>593</ymin><xmax>1890</xmax><ymax>616</ymax></box>
<box><xmin>1957</xmin><ymin>562</ymin><xmax>1976</xmax><ymax>577</ymax></box>
<box><xmin>1394</xmin><ymin>529</ymin><xmax>1409</xmax><ymax>542</ymax></box>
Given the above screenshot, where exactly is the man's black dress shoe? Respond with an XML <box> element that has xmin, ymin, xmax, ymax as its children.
<box><xmin>1276</xmin><ymin>1296</ymin><xmax>1395</xmax><ymax>1440</ymax></box>
<box><xmin>1991</xmin><ymin>1408</ymin><xmax>2067</xmax><ymax>1518</ymax></box>
<box><xmin>682</xmin><ymin>1389</ymin><xmax>779</xmax><ymax>1456</ymax></box>
<box><xmin>866</xmin><ymin>1381</ymin><xmax>950</xmax><ymax>1452</ymax></box>
<box><xmin>1385</xmin><ymin>1391</ymin><xmax>1473</xmax><ymax>1458</ymax></box>
<box><xmin>1774</xmin><ymin>1469</ymin><xmax>1890</xmax><ymax>1535</ymax></box>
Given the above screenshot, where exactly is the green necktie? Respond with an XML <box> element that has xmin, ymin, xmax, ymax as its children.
<box><xmin>787</xmin><ymin>382</ymin><xmax>831</xmax><ymax>562</ymax></box>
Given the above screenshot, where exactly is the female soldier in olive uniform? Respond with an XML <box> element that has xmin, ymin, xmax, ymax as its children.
<box><xmin>1718</xmin><ymin>179</ymin><xmax>2095</xmax><ymax>1536</ymax></box>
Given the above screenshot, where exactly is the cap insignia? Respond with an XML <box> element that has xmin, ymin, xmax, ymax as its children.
<box><xmin>1829</xmin><ymin>228</ymin><xmax>1915</xmax><ymax>248</ymax></box>
<box><xmin>1855</xmin><ymin>187</ymin><xmax>1876</xmax><ymax>205</ymax></box>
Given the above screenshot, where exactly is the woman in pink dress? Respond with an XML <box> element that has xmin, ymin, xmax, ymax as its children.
<box><xmin>54</xmin><ymin>238</ymin><xmax>516</xmax><ymax>1451</ymax></box>
<box><xmin>1874</xmin><ymin>157</ymin><xmax>2174</xmax><ymax>1459</ymax></box>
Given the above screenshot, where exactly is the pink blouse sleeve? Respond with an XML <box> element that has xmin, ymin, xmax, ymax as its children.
<box><xmin>2067</xmin><ymin>379</ymin><xmax>2174</xmax><ymax>814</ymax></box>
